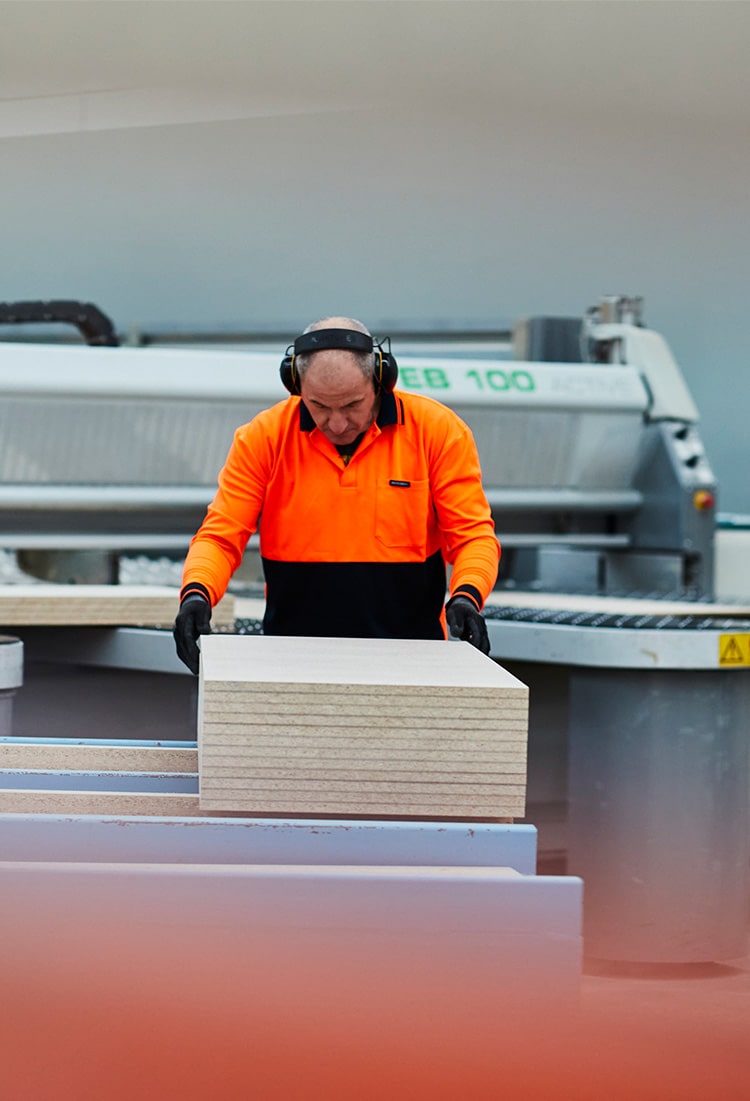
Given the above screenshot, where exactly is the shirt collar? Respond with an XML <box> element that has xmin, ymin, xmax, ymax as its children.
<box><xmin>299</xmin><ymin>390</ymin><xmax>399</xmax><ymax>432</ymax></box>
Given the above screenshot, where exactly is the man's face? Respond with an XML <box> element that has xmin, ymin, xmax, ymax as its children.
<box><xmin>299</xmin><ymin>351</ymin><xmax>379</xmax><ymax>447</ymax></box>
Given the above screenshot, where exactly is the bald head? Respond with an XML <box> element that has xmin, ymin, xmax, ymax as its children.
<box><xmin>305</xmin><ymin>316</ymin><xmax>371</xmax><ymax>337</ymax></box>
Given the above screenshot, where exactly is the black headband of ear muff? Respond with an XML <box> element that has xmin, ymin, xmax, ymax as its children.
<box><xmin>280</xmin><ymin>327</ymin><xmax>397</xmax><ymax>396</ymax></box>
<box><xmin>293</xmin><ymin>329</ymin><xmax>374</xmax><ymax>356</ymax></box>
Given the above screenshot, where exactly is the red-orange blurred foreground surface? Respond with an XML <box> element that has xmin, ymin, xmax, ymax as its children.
<box><xmin>2</xmin><ymin>886</ymin><xmax>748</xmax><ymax>1101</ymax></box>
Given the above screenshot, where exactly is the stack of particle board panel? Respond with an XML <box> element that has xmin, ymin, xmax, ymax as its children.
<box><xmin>0</xmin><ymin>584</ymin><xmax>234</xmax><ymax>628</ymax></box>
<box><xmin>0</xmin><ymin>740</ymin><xmax>202</xmax><ymax>816</ymax></box>
<box><xmin>198</xmin><ymin>634</ymin><xmax>528</xmax><ymax>819</ymax></box>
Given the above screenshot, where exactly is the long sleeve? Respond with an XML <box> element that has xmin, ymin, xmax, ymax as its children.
<box><xmin>180</xmin><ymin>412</ymin><xmax>276</xmax><ymax>605</ymax></box>
<box><xmin>427</xmin><ymin>410</ymin><xmax>500</xmax><ymax>608</ymax></box>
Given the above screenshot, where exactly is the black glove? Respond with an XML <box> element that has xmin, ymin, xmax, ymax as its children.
<box><xmin>446</xmin><ymin>595</ymin><xmax>490</xmax><ymax>655</ymax></box>
<box><xmin>173</xmin><ymin>594</ymin><xmax>212</xmax><ymax>674</ymax></box>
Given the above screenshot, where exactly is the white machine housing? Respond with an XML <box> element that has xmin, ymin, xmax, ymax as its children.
<box><xmin>0</xmin><ymin>299</ymin><xmax>718</xmax><ymax>596</ymax></box>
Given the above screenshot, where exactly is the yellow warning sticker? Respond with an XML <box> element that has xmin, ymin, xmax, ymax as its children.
<box><xmin>719</xmin><ymin>634</ymin><xmax>750</xmax><ymax>667</ymax></box>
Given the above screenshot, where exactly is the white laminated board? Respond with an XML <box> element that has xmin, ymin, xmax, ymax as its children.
<box><xmin>485</xmin><ymin>590</ymin><xmax>750</xmax><ymax>617</ymax></box>
<box><xmin>198</xmin><ymin>635</ymin><xmax>528</xmax><ymax>818</ymax></box>
<box><xmin>0</xmin><ymin>861</ymin><xmax>583</xmax><ymax>1014</ymax></box>
<box><xmin>0</xmin><ymin>815</ymin><xmax>538</xmax><ymax>873</ymax></box>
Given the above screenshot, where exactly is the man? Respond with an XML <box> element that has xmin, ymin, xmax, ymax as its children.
<box><xmin>174</xmin><ymin>317</ymin><xmax>500</xmax><ymax>673</ymax></box>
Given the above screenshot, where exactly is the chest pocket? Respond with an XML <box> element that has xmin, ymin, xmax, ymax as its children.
<box><xmin>374</xmin><ymin>478</ymin><xmax>431</xmax><ymax>550</ymax></box>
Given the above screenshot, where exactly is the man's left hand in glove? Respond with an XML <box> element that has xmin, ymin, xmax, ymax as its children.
<box><xmin>445</xmin><ymin>594</ymin><xmax>491</xmax><ymax>655</ymax></box>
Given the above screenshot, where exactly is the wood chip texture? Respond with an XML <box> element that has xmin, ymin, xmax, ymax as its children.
<box><xmin>0</xmin><ymin>585</ymin><xmax>234</xmax><ymax>627</ymax></box>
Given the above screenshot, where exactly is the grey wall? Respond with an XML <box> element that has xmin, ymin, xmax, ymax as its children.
<box><xmin>2</xmin><ymin>1</ymin><xmax>749</xmax><ymax>511</ymax></box>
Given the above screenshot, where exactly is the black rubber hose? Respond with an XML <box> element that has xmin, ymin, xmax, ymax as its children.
<box><xmin>0</xmin><ymin>299</ymin><xmax>119</xmax><ymax>346</ymax></box>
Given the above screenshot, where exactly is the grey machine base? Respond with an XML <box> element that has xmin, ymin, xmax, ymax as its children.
<box><xmin>568</xmin><ymin>667</ymin><xmax>749</xmax><ymax>964</ymax></box>
<box><xmin>489</xmin><ymin>610</ymin><xmax>750</xmax><ymax>964</ymax></box>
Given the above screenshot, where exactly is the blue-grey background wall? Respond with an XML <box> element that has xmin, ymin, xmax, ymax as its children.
<box><xmin>2</xmin><ymin>1</ymin><xmax>748</xmax><ymax>510</ymax></box>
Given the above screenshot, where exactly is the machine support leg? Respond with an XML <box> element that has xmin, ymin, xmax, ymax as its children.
<box><xmin>567</xmin><ymin>667</ymin><xmax>750</xmax><ymax>963</ymax></box>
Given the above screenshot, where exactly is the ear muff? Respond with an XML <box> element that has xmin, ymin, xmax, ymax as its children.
<box><xmin>279</xmin><ymin>351</ymin><xmax>299</xmax><ymax>395</ymax></box>
<box><xmin>373</xmin><ymin>344</ymin><xmax>398</xmax><ymax>393</ymax></box>
<box><xmin>279</xmin><ymin>329</ymin><xmax>398</xmax><ymax>395</ymax></box>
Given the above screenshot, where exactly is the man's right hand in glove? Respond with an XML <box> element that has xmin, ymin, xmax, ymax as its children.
<box><xmin>173</xmin><ymin>592</ymin><xmax>212</xmax><ymax>674</ymax></box>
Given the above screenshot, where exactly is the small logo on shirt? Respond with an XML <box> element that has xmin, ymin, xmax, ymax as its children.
<box><xmin>389</xmin><ymin>480</ymin><xmax>411</xmax><ymax>488</ymax></box>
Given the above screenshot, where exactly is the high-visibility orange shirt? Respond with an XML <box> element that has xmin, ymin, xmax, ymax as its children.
<box><xmin>181</xmin><ymin>389</ymin><xmax>500</xmax><ymax>639</ymax></box>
